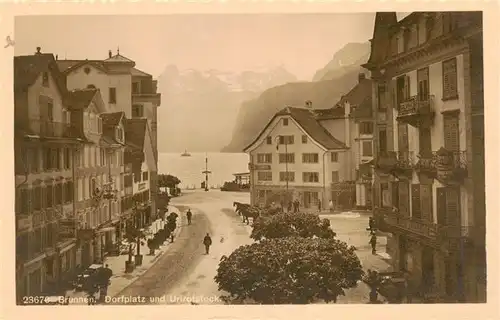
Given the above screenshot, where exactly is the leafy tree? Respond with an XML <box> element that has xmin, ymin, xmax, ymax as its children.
<box><xmin>250</xmin><ymin>212</ymin><xmax>336</xmax><ymax>241</ymax></box>
<box><xmin>158</xmin><ymin>174</ymin><xmax>181</xmax><ymax>189</ymax></box>
<box><xmin>215</xmin><ymin>237</ymin><xmax>363</xmax><ymax>304</ymax></box>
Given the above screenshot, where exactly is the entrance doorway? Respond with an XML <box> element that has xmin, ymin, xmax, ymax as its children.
<box><xmin>421</xmin><ymin>246</ymin><xmax>435</xmax><ymax>294</ymax></box>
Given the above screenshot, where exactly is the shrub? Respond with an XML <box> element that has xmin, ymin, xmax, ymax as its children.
<box><xmin>215</xmin><ymin>237</ymin><xmax>363</xmax><ymax>304</ymax></box>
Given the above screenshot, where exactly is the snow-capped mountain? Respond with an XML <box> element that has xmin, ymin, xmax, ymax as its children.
<box><xmin>156</xmin><ymin>65</ymin><xmax>297</xmax><ymax>152</ymax></box>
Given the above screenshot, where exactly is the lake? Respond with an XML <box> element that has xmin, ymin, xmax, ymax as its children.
<box><xmin>158</xmin><ymin>152</ymin><xmax>249</xmax><ymax>189</ymax></box>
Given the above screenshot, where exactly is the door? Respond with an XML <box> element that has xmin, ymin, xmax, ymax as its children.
<box><xmin>444</xmin><ymin>114</ymin><xmax>460</xmax><ymax>152</ymax></box>
<box><xmin>421</xmin><ymin>247</ymin><xmax>435</xmax><ymax>293</ymax></box>
<box><xmin>419</xmin><ymin>126</ymin><xmax>432</xmax><ymax>157</ymax></box>
<box><xmin>417</xmin><ymin>67</ymin><xmax>430</xmax><ymax>101</ymax></box>
<box><xmin>304</xmin><ymin>192</ymin><xmax>311</xmax><ymax>209</ymax></box>
<box><xmin>398</xmin><ymin>123</ymin><xmax>409</xmax><ymax>153</ymax></box>
<box><xmin>398</xmin><ymin>181</ymin><xmax>410</xmax><ymax>216</ymax></box>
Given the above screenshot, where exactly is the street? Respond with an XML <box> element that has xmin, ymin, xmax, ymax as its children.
<box><xmin>107</xmin><ymin>190</ymin><xmax>391</xmax><ymax>305</ymax></box>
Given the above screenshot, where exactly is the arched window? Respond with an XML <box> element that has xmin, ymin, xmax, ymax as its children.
<box><xmin>87</xmin><ymin>84</ymin><xmax>96</xmax><ymax>89</ymax></box>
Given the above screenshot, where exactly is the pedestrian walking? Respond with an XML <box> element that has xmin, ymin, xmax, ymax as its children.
<box><xmin>369</xmin><ymin>233</ymin><xmax>377</xmax><ymax>255</ymax></box>
<box><xmin>203</xmin><ymin>233</ymin><xmax>212</xmax><ymax>254</ymax></box>
<box><xmin>329</xmin><ymin>199</ymin><xmax>334</xmax><ymax>212</ymax></box>
<box><xmin>367</xmin><ymin>217</ymin><xmax>375</xmax><ymax>232</ymax></box>
<box><xmin>317</xmin><ymin>199</ymin><xmax>322</xmax><ymax>213</ymax></box>
<box><xmin>186</xmin><ymin>209</ymin><xmax>193</xmax><ymax>225</ymax></box>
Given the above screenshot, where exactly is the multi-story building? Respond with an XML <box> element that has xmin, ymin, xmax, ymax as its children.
<box><xmin>363</xmin><ymin>12</ymin><xmax>485</xmax><ymax>302</ymax></box>
<box><xmin>243</xmin><ymin>105</ymin><xmax>348</xmax><ymax>210</ymax></box>
<box><xmin>123</xmin><ymin>118</ymin><xmax>156</xmax><ymax>229</ymax></box>
<box><xmin>56</xmin><ymin>50</ymin><xmax>161</xmax><ymax>225</ymax></box>
<box><xmin>318</xmin><ymin>73</ymin><xmax>374</xmax><ymax>210</ymax></box>
<box><xmin>66</xmin><ymin>88</ymin><xmax>121</xmax><ymax>267</ymax></box>
<box><xmin>14</xmin><ymin>49</ymin><xmax>79</xmax><ymax>299</ymax></box>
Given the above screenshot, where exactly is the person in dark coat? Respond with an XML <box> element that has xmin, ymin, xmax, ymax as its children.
<box><xmin>186</xmin><ymin>209</ymin><xmax>193</xmax><ymax>225</ymax></box>
<box><xmin>203</xmin><ymin>233</ymin><xmax>212</xmax><ymax>254</ymax></box>
<box><xmin>317</xmin><ymin>200</ymin><xmax>322</xmax><ymax>213</ymax></box>
<box><xmin>369</xmin><ymin>233</ymin><xmax>377</xmax><ymax>255</ymax></box>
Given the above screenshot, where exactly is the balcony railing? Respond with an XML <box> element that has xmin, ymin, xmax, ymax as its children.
<box><xmin>397</xmin><ymin>95</ymin><xmax>435</xmax><ymax>127</ymax></box>
<box><xmin>22</xmin><ymin>118</ymin><xmax>77</xmax><ymax>139</ymax></box>
<box><xmin>439</xmin><ymin>225</ymin><xmax>485</xmax><ymax>247</ymax></box>
<box><xmin>435</xmin><ymin>149</ymin><xmax>468</xmax><ymax>183</ymax></box>
<box><xmin>382</xmin><ymin>210</ymin><xmax>439</xmax><ymax>240</ymax></box>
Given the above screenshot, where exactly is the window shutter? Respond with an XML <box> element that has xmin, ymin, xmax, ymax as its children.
<box><xmin>398</xmin><ymin>123</ymin><xmax>409</xmax><ymax>152</ymax></box>
<box><xmin>404</xmin><ymin>76</ymin><xmax>411</xmax><ymax>100</ymax></box>
<box><xmin>411</xmin><ymin>184</ymin><xmax>421</xmax><ymax>219</ymax></box>
<box><xmin>398</xmin><ymin>181</ymin><xmax>410</xmax><ymax>216</ymax></box>
<box><xmin>436</xmin><ymin>187</ymin><xmax>447</xmax><ymax>225</ymax></box>
<box><xmin>443</xmin><ymin>114</ymin><xmax>460</xmax><ymax>152</ymax></box>
<box><xmin>391</xmin><ymin>181</ymin><xmax>399</xmax><ymax>208</ymax></box>
<box><xmin>445</xmin><ymin>187</ymin><xmax>461</xmax><ymax>226</ymax></box>
<box><xmin>420</xmin><ymin>184</ymin><xmax>433</xmax><ymax>222</ymax></box>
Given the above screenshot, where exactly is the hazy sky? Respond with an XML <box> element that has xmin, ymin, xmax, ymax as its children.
<box><xmin>15</xmin><ymin>14</ymin><xmax>406</xmax><ymax>80</ymax></box>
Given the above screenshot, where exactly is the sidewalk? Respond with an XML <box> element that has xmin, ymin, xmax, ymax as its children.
<box><xmin>64</xmin><ymin>205</ymin><xmax>183</xmax><ymax>304</ymax></box>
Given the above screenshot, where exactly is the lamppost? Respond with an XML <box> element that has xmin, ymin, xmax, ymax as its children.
<box><xmin>202</xmin><ymin>153</ymin><xmax>211</xmax><ymax>192</ymax></box>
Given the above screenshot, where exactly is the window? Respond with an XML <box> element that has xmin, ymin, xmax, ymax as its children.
<box><xmin>283</xmin><ymin>118</ymin><xmax>289</xmax><ymax>126</ymax></box>
<box><xmin>278</xmin><ymin>153</ymin><xmax>295</xmax><ymax>164</ymax></box>
<box><xmin>426</xmin><ymin>16</ymin><xmax>434</xmax><ymax>40</ymax></box>
<box><xmin>257</xmin><ymin>171</ymin><xmax>272</xmax><ymax>181</ymax></box>
<box><xmin>278</xmin><ymin>135</ymin><xmax>294</xmax><ymax>145</ymax></box>
<box><xmin>302</xmin><ymin>172</ymin><xmax>319</xmax><ymax>183</ymax></box>
<box><xmin>134</xmin><ymin>171</ymin><xmax>141</xmax><ymax>183</ymax></box>
<box><xmin>100</xmin><ymin>149</ymin><xmax>106</xmax><ymax>166</ymax></box>
<box><xmin>98</xmin><ymin>117</ymin><xmax>103</xmax><ymax>133</ymax></box>
<box><xmin>362</xmin><ymin>141</ymin><xmax>373</xmax><ymax>156</ymax></box>
<box><xmin>302</xmin><ymin>153</ymin><xmax>319</xmax><ymax>163</ymax></box>
<box><xmin>90</xmin><ymin>178</ymin><xmax>96</xmax><ymax>197</ymax></box>
<box><xmin>378</xmin><ymin>128</ymin><xmax>387</xmax><ymax>153</ymax></box>
<box><xmin>109</xmin><ymin>87</ymin><xmax>117</xmax><ymax>104</ymax></box>
<box><xmin>332</xmin><ymin>171</ymin><xmax>339</xmax><ymax>182</ymax></box>
<box><xmin>331</xmin><ymin>152</ymin><xmax>338</xmax><ymax>162</ymax></box>
<box><xmin>411</xmin><ymin>184</ymin><xmax>421</xmax><ymax>220</ymax></box>
<box><xmin>132</xmin><ymin>104</ymin><xmax>144</xmax><ymax>118</ymax></box>
<box><xmin>55</xmin><ymin>183</ymin><xmax>63</xmax><ymax>206</ymax></box>
<box><xmin>398</xmin><ymin>181</ymin><xmax>410</xmax><ymax>216</ymax></box>
<box><xmin>143</xmin><ymin>171</ymin><xmax>149</xmax><ymax>181</ymax></box>
<box><xmin>403</xmin><ymin>29</ymin><xmax>411</xmax><ymax>51</ymax></box>
<box><xmin>257</xmin><ymin>153</ymin><xmax>272</xmax><ymax>163</ymax></box>
<box><xmin>132</xmin><ymin>82</ymin><xmax>140</xmax><ymax>94</ymax></box>
<box><xmin>359</xmin><ymin>122</ymin><xmax>374</xmax><ymax>135</ymax></box>
<box><xmin>442</xmin><ymin>13</ymin><xmax>458</xmax><ymax>34</ymax></box>
<box><xmin>46</xmin><ymin>185</ymin><xmax>54</xmax><ymax>208</ymax></box>
<box><xmin>442</xmin><ymin>58</ymin><xmax>458</xmax><ymax>100</ymax></box>
<box><xmin>42</xmin><ymin>72</ymin><xmax>49</xmax><ymax>87</ymax></box>
<box><xmin>64</xmin><ymin>181</ymin><xmax>74</xmax><ymax>203</ymax></box>
<box><xmin>266</xmin><ymin>137</ymin><xmax>272</xmax><ymax>144</ymax></box>
<box><xmin>302</xmin><ymin>135</ymin><xmax>307</xmax><ymax>143</ymax></box>
<box><xmin>377</xmin><ymin>84</ymin><xmax>387</xmax><ymax>110</ymax></box>
<box><xmin>420</xmin><ymin>184</ymin><xmax>433</xmax><ymax>222</ymax></box>
<box><xmin>47</xmin><ymin>102</ymin><xmax>54</xmax><ymax>120</ymax></box>
<box><xmin>279</xmin><ymin>171</ymin><xmax>295</xmax><ymax>182</ymax></box>
<box><xmin>437</xmin><ymin>187</ymin><xmax>461</xmax><ymax>226</ymax></box>
<box><xmin>443</xmin><ymin>113</ymin><xmax>460</xmax><ymax>152</ymax></box>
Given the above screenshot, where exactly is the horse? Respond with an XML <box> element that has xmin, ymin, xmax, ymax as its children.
<box><xmin>241</xmin><ymin>206</ymin><xmax>260</xmax><ymax>225</ymax></box>
<box><xmin>233</xmin><ymin>201</ymin><xmax>250</xmax><ymax>217</ymax></box>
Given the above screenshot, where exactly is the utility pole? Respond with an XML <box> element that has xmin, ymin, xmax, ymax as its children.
<box><xmin>202</xmin><ymin>153</ymin><xmax>211</xmax><ymax>191</ymax></box>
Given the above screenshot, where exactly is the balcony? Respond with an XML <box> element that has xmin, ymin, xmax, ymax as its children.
<box><xmin>20</xmin><ymin>118</ymin><xmax>78</xmax><ymax>141</ymax></box>
<box><xmin>381</xmin><ymin>210</ymin><xmax>439</xmax><ymax>242</ymax></box>
<box><xmin>435</xmin><ymin>148</ymin><xmax>468</xmax><ymax>184</ymax></box>
<box><xmin>414</xmin><ymin>152</ymin><xmax>438</xmax><ymax>178</ymax></box>
<box><xmin>374</xmin><ymin>151</ymin><xmax>414</xmax><ymax>178</ymax></box>
<box><xmin>397</xmin><ymin>95</ymin><xmax>435</xmax><ymax>127</ymax></box>
<box><xmin>439</xmin><ymin>225</ymin><xmax>485</xmax><ymax>251</ymax></box>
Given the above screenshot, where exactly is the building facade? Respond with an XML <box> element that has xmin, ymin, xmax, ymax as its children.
<box><xmin>363</xmin><ymin>12</ymin><xmax>485</xmax><ymax>302</ymax></box>
<box><xmin>244</xmin><ymin>106</ymin><xmax>348</xmax><ymax>210</ymax></box>
<box><xmin>15</xmin><ymin>50</ymin><xmax>79</xmax><ymax>299</ymax></box>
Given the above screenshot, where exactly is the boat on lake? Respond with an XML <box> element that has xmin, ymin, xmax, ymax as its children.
<box><xmin>181</xmin><ymin>150</ymin><xmax>191</xmax><ymax>157</ymax></box>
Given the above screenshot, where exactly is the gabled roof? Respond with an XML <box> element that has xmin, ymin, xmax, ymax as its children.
<box><xmin>14</xmin><ymin>53</ymin><xmax>67</xmax><ymax>95</ymax></box>
<box><xmin>131</xmin><ymin>67</ymin><xmax>151</xmax><ymax>77</ymax></box>
<box><xmin>101</xmin><ymin>112</ymin><xmax>125</xmax><ymax>127</ymax></box>
<box><xmin>66</xmin><ymin>88</ymin><xmax>99</xmax><ymax>110</ymax></box>
<box><xmin>124</xmin><ymin>118</ymin><xmax>147</xmax><ymax>150</ymax></box>
<box><xmin>104</xmin><ymin>53</ymin><xmax>135</xmax><ymax>65</ymax></box>
<box><xmin>56</xmin><ymin>59</ymin><xmax>109</xmax><ymax>74</ymax></box>
<box><xmin>336</xmin><ymin>78</ymin><xmax>373</xmax><ymax>119</ymax></box>
<box><xmin>243</xmin><ymin>107</ymin><xmax>347</xmax><ymax>152</ymax></box>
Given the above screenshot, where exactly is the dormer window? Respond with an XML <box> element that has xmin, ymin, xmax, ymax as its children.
<box><xmin>283</xmin><ymin>118</ymin><xmax>289</xmax><ymax>126</ymax></box>
<box><xmin>84</xmin><ymin>67</ymin><xmax>91</xmax><ymax>74</ymax></box>
<box><xmin>115</xmin><ymin>127</ymin><xmax>123</xmax><ymax>142</ymax></box>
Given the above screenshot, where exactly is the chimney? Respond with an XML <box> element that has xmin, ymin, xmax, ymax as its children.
<box><xmin>35</xmin><ymin>47</ymin><xmax>41</xmax><ymax>54</ymax></box>
<box><xmin>358</xmin><ymin>73</ymin><xmax>366</xmax><ymax>83</ymax></box>
<box><xmin>108</xmin><ymin>50</ymin><xmax>112</xmax><ymax>58</ymax></box>
<box><xmin>56</xmin><ymin>54</ymin><xmax>58</xmax><ymax>60</ymax></box>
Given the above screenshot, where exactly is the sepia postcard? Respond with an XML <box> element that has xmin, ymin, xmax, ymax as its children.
<box><xmin>0</xmin><ymin>1</ymin><xmax>499</xmax><ymax>320</ymax></box>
